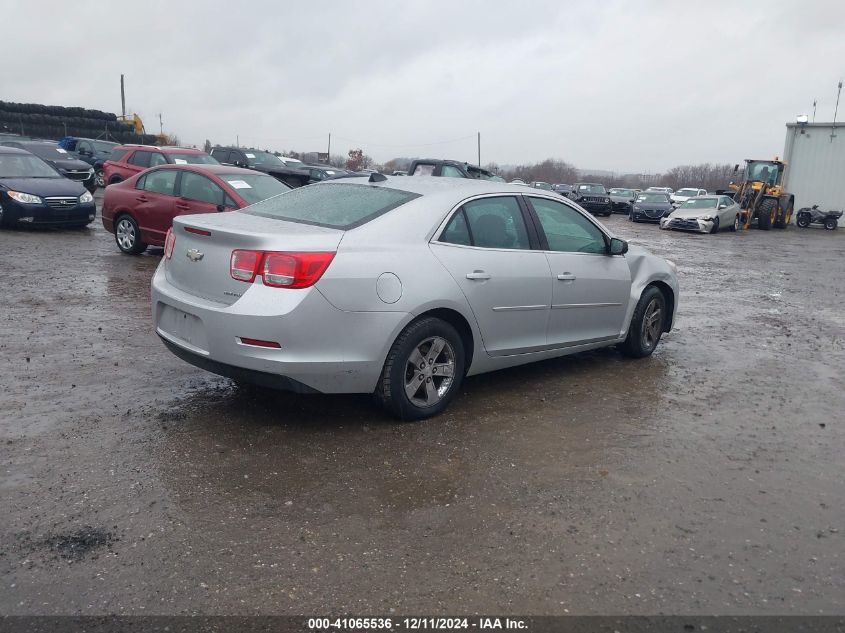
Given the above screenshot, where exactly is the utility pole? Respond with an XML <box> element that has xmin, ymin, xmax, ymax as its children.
<box><xmin>832</xmin><ymin>80</ymin><xmax>842</xmax><ymax>142</ymax></box>
<box><xmin>158</xmin><ymin>113</ymin><xmax>163</xmax><ymax>135</ymax></box>
<box><xmin>236</xmin><ymin>135</ymin><xmax>239</xmax><ymax>147</ymax></box>
<box><xmin>120</xmin><ymin>74</ymin><xmax>126</xmax><ymax>119</ymax></box>
<box><xmin>813</xmin><ymin>99</ymin><xmax>817</xmax><ymax>122</ymax></box>
<box><xmin>477</xmin><ymin>132</ymin><xmax>481</xmax><ymax>167</ymax></box>
<box><xmin>327</xmin><ymin>132</ymin><xmax>331</xmax><ymax>162</ymax></box>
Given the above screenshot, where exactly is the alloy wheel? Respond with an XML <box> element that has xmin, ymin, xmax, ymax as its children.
<box><xmin>641</xmin><ymin>299</ymin><xmax>663</xmax><ymax>351</ymax></box>
<box><xmin>116</xmin><ymin>218</ymin><xmax>136</xmax><ymax>251</ymax></box>
<box><xmin>95</xmin><ymin>169</ymin><xmax>104</xmax><ymax>187</ymax></box>
<box><xmin>404</xmin><ymin>336</ymin><xmax>456</xmax><ymax>408</ymax></box>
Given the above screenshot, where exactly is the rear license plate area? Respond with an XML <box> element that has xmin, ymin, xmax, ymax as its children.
<box><xmin>157</xmin><ymin>304</ymin><xmax>209</xmax><ymax>354</ymax></box>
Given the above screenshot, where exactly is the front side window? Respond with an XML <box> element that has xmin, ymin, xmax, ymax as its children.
<box><xmin>180</xmin><ymin>171</ymin><xmax>224</xmax><ymax>205</ymax></box>
<box><xmin>528</xmin><ymin>197</ymin><xmax>607</xmax><ymax>254</ymax></box>
<box><xmin>441</xmin><ymin>165</ymin><xmax>465</xmax><ymax>178</ymax></box>
<box><xmin>140</xmin><ymin>169</ymin><xmax>177</xmax><ymax>196</ymax></box>
<box><xmin>128</xmin><ymin>151</ymin><xmax>152</xmax><ymax>168</ymax></box>
<box><xmin>445</xmin><ymin>196</ymin><xmax>530</xmax><ymax>250</ymax></box>
<box><xmin>109</xmin><ymin>149</ymin><xmax>129</xmax><ymax>163</ymax></box>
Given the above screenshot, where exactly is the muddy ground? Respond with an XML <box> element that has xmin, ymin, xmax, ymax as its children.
<box><xmin>1</xmin><ymin>203</ymin><xmax>843</xmax><ymax>616</ymax></box>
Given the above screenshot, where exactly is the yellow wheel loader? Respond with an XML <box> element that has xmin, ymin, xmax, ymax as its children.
<box><xmin>728</xmin><ymin>159</ymin><xmax>795</xmax><ymax>230</ymax></box>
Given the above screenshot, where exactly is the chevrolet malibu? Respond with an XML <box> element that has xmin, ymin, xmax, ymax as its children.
<box><xmin>152</xmin><ymin>176</ymin><xmax>679</xmax><ymax>420</ymax></box>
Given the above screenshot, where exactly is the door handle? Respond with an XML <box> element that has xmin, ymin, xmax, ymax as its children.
<box><xmin>466</xmin><ymin>270</ymin><xmax>491</xmax><ymax>280</ymax></box>
<box><xmin>175</xmin><ymin>202</ymin><xmax>190</xmax><ymax>210</ymax></box>
<box><xmin>135</xmin><ymin>195</ymin><xmax>148</xmax><ymax>202</ymax></box>
<box><xmin>557</xmin><ymin>273</ymin><xmax>577</xmax><ymax>281</ymax></box>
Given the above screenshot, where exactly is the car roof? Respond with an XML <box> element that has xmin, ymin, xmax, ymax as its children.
<box><xmin>0</xmin><ymin>146</ymin><xmax>32</xmax><ymax>155</ymax></box>
<box><xmin>116</xmin><ymin>145</ymin><xmax>207</xmax><ymax>153</ymax></box>
<box><xmin>142</xmin><ymin>164</ymin><xmax>264</xmax><ymax>176</ymax></box>
<box><xmin>325</xmin><ymin>174</ymin><xmax>568</xmax><ymax>200</ymax></box>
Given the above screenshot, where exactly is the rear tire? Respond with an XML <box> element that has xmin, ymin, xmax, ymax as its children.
<box><xmin>619</xmin><ymin>286</ymin><xmax>666</xmax><ymax>359</ymax></box>
<box><xmin>757</xmin><ymin>199</ymin><xmax>776</xmax><ymax>231</ymax></box>
<box><xmin>824</xmin><ymin>218</ymin><xmax>838</xmax><ymax>230</ymax></box>
<box><xmin>375</xmin><ymin>317</ymin><xmax>465</xmax><ymax>421</ymax></box>
<box><xmin>775</xmin><ymin>199</ymin><xmax>793</xmax><ymax>229</ymax></box>
<box><xmin>114</xmin><ymin>215</ymin><xmax>146</xmax><ymax>254</ymax></box>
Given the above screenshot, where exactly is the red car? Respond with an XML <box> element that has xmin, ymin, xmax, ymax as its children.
<box><xmin>102</xmin><ymin>164</ymin><xmax>291</xmax><ymax>254</ymax></box>
<box><xmin>103</xmin><ymin>145</ymin><xmax>218</xmax><ymax>186</ymax></box>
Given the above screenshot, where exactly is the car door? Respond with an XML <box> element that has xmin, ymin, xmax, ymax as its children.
<box><xmin>429</xmin><ymin>195</ymin><xmax>552</xmax><ymax>356</ymax></box>
<box><xmin>176</xmin><ymin>170</ymin><xmax>225</xmax><ymax>218</ymax></box>
<box><xmin>718</xmin><ymin>196</ymin><xmax>738</xmax><ymax>225</ymax></box>
<box><xmin>133</xmin><ymin>169</ymin><xmax>178</xmax><ymax>245</ymax></box>
<box><xmin>126</xmin><ymin>150</ymin><xmax>152</xmax><ymax>177</ymax></box>
<box><xmin>524</xmin><ymin>196</ymin><xmax>631</xmax><ymax>348</ymax></box>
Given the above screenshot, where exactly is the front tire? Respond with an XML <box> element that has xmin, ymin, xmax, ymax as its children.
<box><xmin>796</xmin><ymin>213</ymin><xmax>811</xmax><ymax>228</ymax></box>
<box><xmin>732</xmin><ymin>214</ymin><xmax>741</xmax><ymax>232</ymax></box>
<box><xmin>619</xmin><ymin>286</ymin><xmax>666</xmax><ymax>358</ymax></box>
<box><xmin>757</xmin><ymin>198</ymin><xmax>776</xmax><ymax>231</ymax></box>
<box><xmin>95</xmin><ymin>169</ymin><xmax>105</xmax><ymax>188</ymax></box>
<box><xmin>709</xmin><ymin>217</ymin><xmax>720</xmax><ymax>234</ymax></box>
<box><xmin>114</xmin><ymin>215</ymin><xmax>146</xmax><ymax>254</ymax></box>
<box><xmin>375</xmin><ymin>317</ymin><xmax>465</xmax><ymax>421</ymax></box>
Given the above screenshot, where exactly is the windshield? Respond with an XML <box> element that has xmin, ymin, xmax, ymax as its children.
<box><xmin>168</xmin><ymin>153</ymin><xmax>219</xmax><ymax>165</ymax></box>
<box><xmin>636</xmin><ymin>193</ymin><xmax>670</xmax><ymax>203</ymax></box>
<box><xmin>610</xmin><ymin>188</ymin><xmax>634</xmax><ymax>196</ymax></box>
<box><xmin>577</xmin><ymin>184</ymin><xmax>607</xmax><ymax>194</ymax></box>
<box><xmin>26</xmin><ymin>145</ymin><xmax>69</xmax><ymax>159</ymax></box>
<box><xmin>245</xmin><ymin>151</ymin><xmax>284</xmax><ymax>167</ymax></box>
<box><xmin>242</xmin><ymin>183</ymin><xmax>420</xmax><ymax>229</ymax></box>
<box><xmin>683</xmin><ymin>198</ymin><xmax>717</xmax><ymax>209</ymax></box>
<box><xmin>746</xmin><ymin>161</ymin><xmax>781</xmax><ymax>185</ymax></box>
<box><xmin>676</xmin><ymin>189</ymin><xmax>701</xmax><ymax>196</ymax></box>
<box><xmin>0</xmin><ymin>153</ymin><xmax>60</xmax><ymax>178</ymax></box>
<box><xmin>533</xmin><ymin>182</ymin><xmax>553</xmax><ymax>190</ymax></box>
<box><xmin>221</xmin><ymin>173</ymin><xmax>291</xmax><ymax>205</ymax></box>
<box><xmin>281</xmin><ymin>157</ymin><xmax>306</xmax><ymax>169</ymax></box>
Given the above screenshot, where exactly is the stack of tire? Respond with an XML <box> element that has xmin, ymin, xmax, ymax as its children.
<box><xmin>0</xmin><ymin>101</ymin><xmax>158</xmax><ymax>145</ymax></box>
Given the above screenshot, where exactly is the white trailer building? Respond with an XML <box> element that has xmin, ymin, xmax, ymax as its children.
<box><xmin>782</xmin><ymin>122</ymin><xmax>845</xmax><ymax>210</ymax></box>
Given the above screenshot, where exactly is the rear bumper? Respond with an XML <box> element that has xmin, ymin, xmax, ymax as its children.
<box><xmin>151</xmin><ymin>263</ymin><xmax>409</xmax><ymax>394</ymax></box>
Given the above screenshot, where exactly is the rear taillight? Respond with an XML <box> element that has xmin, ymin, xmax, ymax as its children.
<box><xmin>263</xmin><ymin>252</ymin><xmax>334</xmax><ymax>288</ymax></box>
<box><xmin>230</xmin><ymin>249</ymin><xmax>261</xmax><ymax>282</ymax></box>
<box><xmin>230</xmin><ymin>251</ymin><xmax>335</xmax><ymax>289</ymax></box>
<box><xmin>164</xmin><ymin>228</ymin><xmax>175</xmax><ymax>259</ymax></box>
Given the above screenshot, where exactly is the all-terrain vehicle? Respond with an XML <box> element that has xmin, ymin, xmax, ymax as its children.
<box><xmin>795</xmin><ymin>205</ymin><xmax>842</xmax><ymax>230</ymax></box>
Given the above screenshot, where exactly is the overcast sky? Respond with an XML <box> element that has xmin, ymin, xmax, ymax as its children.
<box><xmin>4</xmin><ymin>0</ymin><xmax>844</xmax><ymax>172</ymax></box>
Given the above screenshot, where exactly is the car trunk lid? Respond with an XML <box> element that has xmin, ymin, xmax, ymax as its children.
<box><xmin>166</xmin><ymin>212</ymin><xmax>344</xmax><ymax>305</ymax></box>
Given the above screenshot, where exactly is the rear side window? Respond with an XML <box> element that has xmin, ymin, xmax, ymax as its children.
<box><xmin>149</xmin><ymin>153</ymin><xmax>168</xmax><ymax>167</ymax></box>
<box><xmin>140</xmin><ymin>169</ymin><xmax>177</xmax><ymax>196</ymax></box>
<box><xmin>241</xmin><ymin>183</ymin><xmax>420</xmax><ymax>229</ymax></box>
<box><xmin>128</xmin><ymin>151</ymin><xmax>152</xmax><ymax>168</ymax></box>
<box><xmin>440</xmin><ymin>197</ymin><xmax>530</xmax><ymax>250</ymax></box>
<box><xmin>210</xmin><ymin>148</ymin><xmax>229</xmax><ymax>163</ymax></box>
<box><xmin>412</xmin><ymin>164</ymin><xmax>435</xmax><ymax>176</ymax></box>
<box><xmin>109</xmin><ymin>149</ymin><xmax>129</xmax><ymax>163</ymax></box>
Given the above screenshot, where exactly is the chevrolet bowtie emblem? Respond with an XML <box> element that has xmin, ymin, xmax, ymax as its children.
<box><xmin>186</xmin><ymin>248</ymin><xmax>204</xmax><ymax>262</ymax></box>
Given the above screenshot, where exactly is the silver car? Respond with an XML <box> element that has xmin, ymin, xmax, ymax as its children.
<box><xmin>660</xmin><ymin>195</ymin><xmax>741</xmax><ymax>233</ymax></box>
<box><xmin>152</xmin><ymin>176</ymin><xmax>679</xmax><ymax>420</ymax></box>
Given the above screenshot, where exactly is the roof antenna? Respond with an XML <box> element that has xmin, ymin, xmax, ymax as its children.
<box><xmin>369</xmin><ymin>172</ymin><xmax>387</xmax><ymax>183</ymax></box>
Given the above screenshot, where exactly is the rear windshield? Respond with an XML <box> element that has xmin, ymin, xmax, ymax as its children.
<box><xmin>241</xmin><ymin>183</ymin><xmax>420</xmax><ymax>229</ymax></box>
<box><xmin>168</xmin><ymin>153</ymin><xmax>219</xmax><ymax>165</ymax></box>
<box><xmin>220</xmin><ymin>173</ymin><xmax>290</xmax><ymax>205</ymax></box>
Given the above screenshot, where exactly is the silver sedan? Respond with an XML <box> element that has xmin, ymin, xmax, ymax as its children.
<box><xmin>660</xmin><ymin>195</ymin><xmax>741</xmax><ymax>233</ymax></box>
<box><xmin>152</xmin><ymin>176</ymin><xmax>679</xmax><ymax>420</ymax></box>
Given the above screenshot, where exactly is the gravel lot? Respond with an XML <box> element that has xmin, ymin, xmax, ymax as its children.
<box><xmin>1</xmin><ymin>201</ymin><xmax>843</xmax><ymax>615</ymax></box>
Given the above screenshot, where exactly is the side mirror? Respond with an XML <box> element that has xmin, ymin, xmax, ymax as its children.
<box><xmin>718</xmin><ymin>204</ymin><xmax>727</xmax><ymax>210</ymax></box>
<box><xmin>216</xmin><ymin>204</ymin><xmax>226</xmax><ymax>212</ymax></box>
<box><xmin>608</xmin><ymin>237</ymin><xmax>628</xmax><ymax>256</ymax></box>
